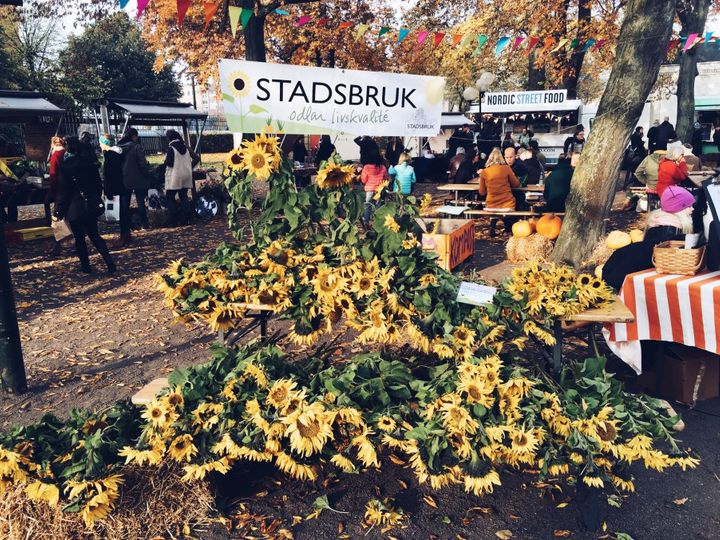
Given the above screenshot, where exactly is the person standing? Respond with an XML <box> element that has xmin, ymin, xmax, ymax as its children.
<box><xmin>292</xmin><ymin>137</ymin><xmax>308</xmax><ymax>164</ymax></box>
<box><xmin>655</xmin><ymin>116</ymin><xmax>676</xmax><ymax>151</ymax></box>
<box><xmin>647</xmin><ymin>120</ymin><xmax>659</xmax><ymax>153</ymax></box>
<box><xmin>518</xmin><ymin>128</ymin><xmax>532</xmax><ymax>148</ymax></box>
<box><xmin>314</xmin><ymin>135</ymin><xmax>335</xmax><ymax>166</ymax></box>
<box><xmin>563</xmin><ymin>127</ymin><xmax>585</xmax><ymax>156</ymax></box>
<box><xmin>388</xmin><ymin>153</ymin><xmax>416</xmax><ymax>195</ymax></box>
<box><xmin>118</xmin><ymin>128</ymin><xmax>151</xmax><ymax>230</ymax></box>
<box><xmin>354</xmin><ymin>135</ymin><xmax>379</xmax><ymax>165</ymax></box>
<box><xmin>691</xmin><ymin>122</ymin><xmax>704</xmax><ymax>157</ymax></box>
<box><xmin>99</xmin><ymin>134</ymin><xmax>130</xmax><ymax>245</ymax></box>
<box><xmin>385</xmin><ymin>137</ymin><xmax>405</xmax><ymax>166</ymax></box>
<box><xmin>542</xmin><ymin>155</ymin><xmax>574</xmax><ymax>212</ymax></box>
<box><xmin>656</xmin><ymin>145</ymin><xmax>688</xmax><ymax>197</ymax></box>
<box><xmin>360</xmin><ymin>150</ymin><xmax>388</xmax><ymax>224</ymax></box>
<box><xmin>54</xmin><ymin>136</ymin><xmax>115</xmax><ymax>275</ymax></box>
<box><xmin>163</xmin><ymin>130</ymin><xmax>199</xmax><ymax>227</ymax></box>
<box><xmin>48</xmin><ymin>136</ymin><xmax>66</xmax><ymax>204</ymax></box>
<box><xmin>501</xmin><ymin>132</ymin><xmax>515</xmax><ymax>151</ymax></box>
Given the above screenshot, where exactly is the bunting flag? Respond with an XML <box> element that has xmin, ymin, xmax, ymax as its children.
<box><xmin>551</xmin><ymin>38</ymin><xmax>569</xmax><ymax>52</ymax></box>
<box><xmin>581</xmin><ymin>38</ymin><xmax>596</xmax><ymax>52</ymax></box>
<box><xmin>433</xmin><ymin>32</ymin><xmax>445</xmax><ymax>47</ymax></box>
<box><xmin>471</xmin><ymin>34</ymin><xmax>487</xmax><ymax>57</ymax></box>
<box><xmin>452</xmin><ymin>34</ymin><xmax>463</xmax><ymax>47</ymax></box>
<box><xmin>543</xmin><ymin>37</ymin><xmax>556</xmax><ymax>51</ymax></box>
<box><xmin>512</xmin><ymin>36</ymin><xmax>525</xmax><ymax>50</ymax></box>
<box><xmin>274</xmin><ymin>9</ymin><xmax>289</xmax><ymax>15</ymax></box>
<box><xmin>355</xmin><ymin>24</ymin><xmax>369</xmax><ymax>40</ymax></box>
<box><xmin>119</xmin><ymin>0</ymin><xmax>130</xmax><ymax>8</ymax></box>
<box><xmin>417</xmin><ymin>30</ymin><xmax>429</xmax><ymax>45</ymax></box>
<box><xmin>294</xmin><ymin>15</ymin><xmax>311</xmax><ymax>27</ymax></box>
<box><xmin>666</xmin><ymin>38</ymin><xmax>681</xmax><ymax>54</ymax></box>
<box><xmin>317</xmin><ymin>17</ymin><xmax>329</xmax><ymax>26</ymax></box>
<box><xmin>177</xmin><ymin>0</ymin><xmax>192</xmax><ymax>26</ymax></box>
<box><xmin>494</xmin><ymin>36</ymin><xmax>511</xmax><ymax>56</ymax></box>
<box><xmin>525</xmin><ymin>36</ymin><xmax>540</xmax><ymax>54</ymax></box>
<box><xmin>137</xmin><ymin>0</ymin><xmax>150</xmax><ymax>18</ymax></box>
<box><xmin>229</xmin><ymin>5</ymin><xmax>241</xmax><ymax>38</ymax></box>
<box><xmin>204</xmin><ymin>2</ymin><xmax>219</xmax><ymax>29</ymax></box>
<box><xmin>705</xmin><ymin>31</ymin><xmax>714</xmax><ymax>43</ymax></box>
<box><xmin>593</xmin><ymin>38</ymin><xmax>607</xmax><ymax>50</ymax></box>
<box><xmin>683</xmin><ymin>33</ymin><xmax>699</xmax><ymax>51</ymax></box>
<box><xmin>241</xmin><ymin>7</ymin><xmax>253</xmax><ymax>28</ymax></box>
<box><xmin>379</xmin><ymin>26</ymin><xmax>390</xmax><ymax>37</ymax></box>
<box><xmin>460</xmin><ymin>33</ymin><xmax>474</xmax><ymax>48</ymax></box>
<box><xmin>568</xmin><ymin>38</ymin><xmax>580</xmax><ymax>50</ymax></box>
<box><xmin>398</xmin><ymin>28</ymin><xmax>411</xmax><ymax>43</ymax></box>
<box><xmin>339</xmin><ymin>22</ymin><xmax>353</xmax><ymax>30</ymax></box>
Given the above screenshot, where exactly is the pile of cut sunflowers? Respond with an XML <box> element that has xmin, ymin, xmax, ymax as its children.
<box><xmin>0</xmin><ymin>137</ymin><xmax>697</xmax><ymax>529</ymax></box>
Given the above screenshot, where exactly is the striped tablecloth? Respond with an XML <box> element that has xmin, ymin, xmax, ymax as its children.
<box><xmin>603</xmin><ymin>270</ymin><xmax>720</xmax><ymax>374</ymax></box>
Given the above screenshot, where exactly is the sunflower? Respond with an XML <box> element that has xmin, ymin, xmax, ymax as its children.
<box><xmin>582</xmin><ymin>475</ymin><xmax>604</xmax><ymax>489</ymax></box>
<box><xmin>330</xmin><ymin>453</ymin><xmax>357</xmax><ymax>473</ymax></box>
<box><xmin>419</xmin><ymin>192</ymin><xmax>434</xmax><ymax>212</ymax></box>
<box><xmin>353</xmin><ymin>435</ymin><xmax>380</xmax><ymax>468</ymax></box>
<box><xmin>453</xmin><ymin>325</ymin><xmax>476</xmax><ymax>347</ymax></box>
<box><xmin>229</xmin><ymin>70</ymin><xmax>251</xmax><ymax>98</ymax></box>
<box><xmin>376</xmin><ymin>416</ymin><xmax>397</xmax><ymax>433</ymax></box>
<box><xmin>312</xmin><ymin>267</ymin><xmax>346</xmax><ymax>302</ymax></box>
<box><xmin>548</xmin><ymin>462</ymin><xmax>570</xmax><ymax>476</ymax></box>
<box><xmin>253</xmin><ymin>132</ymin><xmax>281</xmax><ymax>162</ymax></box>
<box><xmin>80</xmin><ymin>490</ymin><xmax>115</xmax><ymax>528</ymax></box>
<box><xmin>241</xmin><ymin>140</ymin><xmax>274</xmax><ymax>181</ymax></box>
<box><xmin>364</xmin><ymin>499</ymin><xmax>405</xmax><ymax>527</ymax></box>
<box><xmin>508</xmin><ymin>428</ymin><xmax>539</xmax><ymax>456</ymax></box>
<box><xmin>275</xmin><ymin>451</ymin><xmax>318</xmax><ymax>481</ymax></box>
<box><xmin>225</xmin><ymin>148</ymin><xmax>245</xmax><ymax>174</ymax></box>
<box><xmin>282</xmin><ymin>401</ymin><xmax>334</xmax><ymax>457</ymax></box>
<box><xmin>418</xmin><ymin>273</ymin><xmax>438</xmax><ymax>286</ymax></box>
<box><xmin>207</xmin><ymin>304</ymin><xmax>238</xmax><ymax>333</ymax></box>
<box><xmin>383</xmin><ymin>215</ymin><xmax>401</xmax><ymax>233</ymax></box>
<box><xmin>316</xmin><ymin>162</ymin><xmax>355</xmax><ymax>189</ymax></box>
<box><xmin>141</xmin><ymin>401</ymin><xmax>172</xmax><ymax>429</ymax></box>
<box><xmin>168</xmin><ymin>434</ymin><xmax>198</xmax><ymax>463</ymax></box>
<box><xmin>440</xmin><ymin>401</ymin><xmax>478</xmax><ymax>435</ymax></box>
<box><xmin>457</xmin><ymin>375</ymin><xmax>493</xmax><ymax>407</ymax></box>
<box><xmin>609</xmin><ymin>474</ymin><xmax>635</xmax><ymax>492</ymax></box>
<box><xmin>351</xmin><ymin>273</ymin><xmax>376</xmax><ymax>298</ymax></box>
<box><xmin>181</xmin><ymin>458</ymin><xmax>232</xmax><ymax>482</ymax></box>
<box><xmin>266</xmin><ymin>379</ymin><xmax>298</xmax><ymax>410</ymax></box>
<box><xmin>164</xmin><ymin>387</ymin><xmax>184</xmax><ymax>409</ymax></box>
<box><xmin>118</xmin><ymin>444</ymin><xmax>164</xmax><ymax>466</ymax></box>
<box><xmin>463</xmin><ymin>469</ymin><xmax>502</xmax><ymax>496</ymax></box>
<box><xmin>25</xmin><ymin>481</ymin><xmax>60</xmax><ymax>508</ymax></box>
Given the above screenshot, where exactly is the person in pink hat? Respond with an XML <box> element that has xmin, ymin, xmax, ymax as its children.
<box><xmin>602</xmin><ymin>185</ymin><xmax>696</xmax><ymax>290</ymax></box>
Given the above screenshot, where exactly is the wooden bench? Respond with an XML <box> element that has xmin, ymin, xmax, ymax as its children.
<box><xmin>217</xmin><ymin>302</ymin><xmax>276</xmax><ymax>346</ymax></box>
<box><xmin>131</xmin><ymin>378</ymin><xmax>169</xmax><ymax>406</ymax></box>
<box><xmin>461</xmin><ymin>210</ymin><xmax>565</xmax><ymax>237</ymax></box>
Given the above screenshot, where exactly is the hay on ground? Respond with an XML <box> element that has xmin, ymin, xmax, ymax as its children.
<box><xmin>0</xmin><ymin>465</ymin><xmax>218</xmax><ymax>540</ymax></box>
<box><xmin>506</xmin><ymin>234</ymin><xmax>554</xmax><ymax>263</ymax></box>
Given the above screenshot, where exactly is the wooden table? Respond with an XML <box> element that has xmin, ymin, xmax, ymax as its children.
<box><xmin>438</xmin><ymin>183</ymin><xmax>544</xmax><ymax>204</ymax></box>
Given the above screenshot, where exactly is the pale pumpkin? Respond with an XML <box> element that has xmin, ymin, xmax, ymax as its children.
<box><xmin>595</xmin><ymin>264</ymin><xmax>604</xmax><ymax>278</ymax></box>
<box><xmin>536</xmin><ymin>214</ymin><xmax>562</xmax><ymax>240</ymax></box>
<box><xmin>511</xmin><ymin>220</ymin><xmax>533</xmax><ymax>238</ymax></box>
<box><xmin>629</xmin><ymin>229</ymin><xmax>644</xmax><ymax>243</ymax></box>
<box><xmin>606</xmin><ymin>230</ymin><xmax>632</xmax><ymax>250</ymax></box>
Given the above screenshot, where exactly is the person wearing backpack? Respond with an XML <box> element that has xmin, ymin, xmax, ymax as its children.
<box><xmin>388</xmin><ymin>153</ymin><xmax>416</xmax><ymax>195</ymax></box>
<box><xmin>54</xmin><ymin>136</ymin><xmax>115</xmax><ymax>275</ymax></box>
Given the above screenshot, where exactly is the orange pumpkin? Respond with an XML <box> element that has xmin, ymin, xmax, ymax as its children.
<box><xmin>536</xmin><ymin>214</ymin><xmax>562</xmax><ymax>240</ymax></box>
<box><xmin>528</xmin><ymin>219</ymin><xmax>537</xmax><ymax>233</ymax></box>
<box><xmin>511</xmin><ymin>220</ymin><xmax>533</xmax><ymax>238</ymax></box>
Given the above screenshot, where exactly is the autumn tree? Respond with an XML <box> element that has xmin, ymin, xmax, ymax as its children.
<box><xmin>551</xmin><ymin>0</ymin><xmax>677</xmax><ymax>266</ymax></box>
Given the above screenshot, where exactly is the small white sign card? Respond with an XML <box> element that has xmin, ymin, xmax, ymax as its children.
<box><xmin>437</xmin><ymin>205</ymin><xmax>470</xmax><ymax>216</ymax></box>
<box><xmin>456</xmin><ymin>282</ymin><xmax>498</xmax><ymax>307</ymax></box>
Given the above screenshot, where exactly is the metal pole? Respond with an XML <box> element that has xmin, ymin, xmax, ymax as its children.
<box><xmin>0</xmin><ymin>221</ymin><xmax>27</xmax><ymax>394</ymax></box>
<box><xmin>191</xmin><ymin>75</ymin><xmax>197</xmax><ymax>110</ymax></box>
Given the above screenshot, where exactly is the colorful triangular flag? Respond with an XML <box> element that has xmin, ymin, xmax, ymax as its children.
<box><xmin>433</xmin><ymin>32</ymin><xmax>445</xmax><ymax>47</ymax></box>
<box><xmin>581</xmin><ymin>38</ymin><xmax>596</xmax><ymax>52</ymax></box>
<box><xmin>294</xmin><ymin>15</ymin><xmax>311</xmax><ymax>27</ymax></box>
<box><xmin>177</xmin><ymin>0</ymin><xmax>191</xmax><ymax>26</ymax></box>
<box><xmin>683</xmin><ymin>33</ymin><xmax>699</xmax><ymax>51</ymax></box>
<box><xmin>274</xmin><ymin>9</ymin><xmax>289</xmax><ymax>15</ymax></box>
<box><xmin>119</xmin><ymin>0</ymin><xmax>130</xmax><ymax>8</ymax></box>
<box><xmin>471</xmin><ymin>34</ymin><xmax>487</xmax><ymax>57</ymax></box>
<box><xmin>494</xmin><ymin>36</ymin><xmax>511</xmax><ymax>56</ymax></box>
<box><xmin>137</xmin><ymin>0</ymin><xmax>150</xmax><ymax>18</ymax></box>
<box><xmin>568</xmin><ymin>38</ymin><xmax>580</xmax><ymax>50</ymax></box>
<box><xmin>379</xmin><ymin>26</ymin><xmax>390</xmax><ymax>37</ymax></box>
<box><xmin>203</xmin><ymin>2</ymin><xmax>219</xmax><ymax>29</ymax></box>
<box><xmin>452</xmin><ymin>34</ymin><xmax>463</xmax><ymax>47</ymax></box>
<box><xmin>317</xmin><ymin>17</ymin><xmax>329</xmax><ymax>26</ymax></box>
<box><xmin>543</xmin><ymin>37</ymin><xmax>556</xmax><ymax>51</ymax></box>
<box><xmin>355</xmin><ymin>24</ymin><xmax>369</xmax><ymax>40</ymax></box>
<box><xmin>551</xmin><ymin>38</ymin><xmax>569</xmax><ymax>52</ymax></box>
<box><xmin>666</xmin><ymin>38</ymin><xmax>681</xmax><ymax>54</ymax></box>
<box><xmin>398</xmin><ymin>28</ymin><xmax>411</xmax><ymax>43</ymax></box>
<box><xmin>241</xmin><ymin>7</ymin><xmax>253</xmax><ymax>28</ymax></box>
<box><xmin>512</xmin><ymin>36</ymin><xmax>525</xmax><ymax>51</ymax></box>
<box><xmin>417</xmin><ymin>30</ymin><xmax>429</xmax><ymax>45</ymax></box>
<box><xmin>524</xmin><ymin>36</ymin><xmax>540</xmax><ymax>54</ymax></box>
<box><xmin>339</xmin><ymin>22</ymin><xmax>353</xmax><ymax>30</ymax></box>
<box><xmin>460</xmin><ymin>33</ymin><xmax>474</xmax><ymax>48</ymax></box>
<box><xmin>229</xmin><ymin>5</ymin><xmax>241</xmax><ymax>38</ymax></box>
<box><xmin>705</xmin><ymin>31</ymin><xmax>714</xmax><ymax>43</ymax></box>
<box><xmin>593</xmin><ymin>38</ymin><xmax>607</xmax><ymax>51</ymax></box>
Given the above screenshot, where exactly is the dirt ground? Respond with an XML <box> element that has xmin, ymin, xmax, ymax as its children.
<box><xmin>3</xmin><ymin>182</ymin><xmax>718</xmax><ymax>540</ymax></box>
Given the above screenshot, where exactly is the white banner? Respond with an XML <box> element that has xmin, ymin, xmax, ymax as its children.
<box><xmin>483</xmin><ymin>90</ymin><xmax>571</xmax><ymax>113</ymax></box>
<box><xmin>218</xmin><ymin>59</ymin><xmax>445</xmax><ymax>136</ymax></box>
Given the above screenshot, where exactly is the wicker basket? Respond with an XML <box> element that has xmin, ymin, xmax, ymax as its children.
<box><xmin>652</xmin><ymin>241</ymin><xmax>705</xmax><ymax>275</ymax></box>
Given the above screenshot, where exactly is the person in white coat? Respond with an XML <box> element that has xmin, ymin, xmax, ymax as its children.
<box><xmin>164</xmin><ymin>130</ymin><xmax>199</xmax><ymax>227</ymax></box>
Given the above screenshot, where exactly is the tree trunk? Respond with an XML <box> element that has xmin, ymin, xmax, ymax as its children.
<box><xmin>527</xmin><ymin>50</ymin><xmax>545</xmax><ymax>90</ymax></box>
<box><xmin>562</xmin><ymin>0</ymin><xmax>591</xmax><ymax>99</ymax></box>
<box><xmin>675</xmin><ymin>0</ymin><xmax>711</xmax><ymax>143</ymax></box>
<box><xmin>243</xmin><ymin>3</ymin><xmax>267</xmax><ymax>62</ymax></box>
<box><xmin>551</xmin><ymin>0</ymin><xmax>677</xmax><ymax>267</ymax></box>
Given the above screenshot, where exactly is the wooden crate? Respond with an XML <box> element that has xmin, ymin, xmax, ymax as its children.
<box><xmin>417</xmin><ymin>218</ymin><xmax>475</xmax><ymax>271</ymax></box>
<box><xmin>131</xmin><ymin>378</ymin><xmax>169</xmax><ymax>406</ymax></box>
<box><xmin>13</xmin><ymin>226</ymin><xmax>53</xmax><ymax>241</ymax></box>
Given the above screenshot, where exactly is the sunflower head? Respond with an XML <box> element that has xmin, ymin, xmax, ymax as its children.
<box><xmin>241</xmin><ymin>140</ymin><xmax>274</xmax><ymax>181</ymax></box>
<box><xmin>229</xmin><ymin>70</ymin><xmax>251</xmax><ymax>99</ymax></box>
<box><xmin>316</xmin><ymin>162</ymin><xmax>355</xmax><ymax>190</ymax></box>
<box><xmin>225</xmin><ymin>149</ymin><xmax>245</xmax><ymax>172</ymax></box>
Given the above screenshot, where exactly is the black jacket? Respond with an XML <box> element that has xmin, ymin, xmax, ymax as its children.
<box><xmin>103</xmin><ymin>149</ymin><xmax>126</xmax><ymax>197</ymax></box>
<box><xmin>354</xmin><ymin>136</ymin><xmax>379</xmax><ymax>165</ymax></box>
<box><xmin>656</xmin><ymin>121</ymin><xmax>676</xmax><ymax>151</ymax></box>
<box><xmin>164</xmin><ymin>139</ymin><xmax>200</xmax><ymax>168</ymax></box>
<box><xmin>56</xmin><ymin>153</ymin><xmax>104</xmax><ymax>222</ymax></box>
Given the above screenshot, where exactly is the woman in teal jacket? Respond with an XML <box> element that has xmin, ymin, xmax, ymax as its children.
<box><xmin>388</xmin><ymin>153</ymin><xmax>416</xmax><ymax>195</ymax></box>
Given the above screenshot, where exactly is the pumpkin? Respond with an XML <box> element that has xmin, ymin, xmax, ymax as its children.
<box><xmin>595</xmin><ymin>264</ymin><xmax>604</xmax><ymax>279</ymax></box>
<box><xmin>629</xmin><ymin>229</ymin><xmax>644</xmax><ymax>243</ymax></box>
<box><xmin>536</xmin><ymin>214</ymin><xmax>562</xmax><ymax>240</ymax></box>
<box><xmin>528</xmin><ymin>219</ymin><xmax>537</xmax><ymax>233</ymax></box>
<box><xmin>511</xmin><ymin>220</ymin><xmax>533</xmax><ymax>238</ymax></box>
<box><xmin>606</xmin><ymin>230</ymin><xmax>632</xmax><ymax>250</ymax></box>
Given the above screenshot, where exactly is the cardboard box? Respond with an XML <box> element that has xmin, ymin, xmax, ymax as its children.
<box><xmin>418</xmin><ymin>218</ymin><xmax>474</xmax><ymax>272</ymax></box>
<box><xmin>657</xmin><ymin>344</ymin><xmax>719</xmax><ymax>404</ymax></box>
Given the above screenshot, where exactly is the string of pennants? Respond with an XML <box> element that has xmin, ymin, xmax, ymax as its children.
<box><xmin>125</xmin><ymin>0</ymin><xmax>716</xmax><ymax>57</ymax></box>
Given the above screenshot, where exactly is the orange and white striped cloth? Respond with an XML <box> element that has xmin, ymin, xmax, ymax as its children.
<box><xmin>603</xmin><ymin>270</ymin><xmax>720</xmax><ymax>374</ymax></box>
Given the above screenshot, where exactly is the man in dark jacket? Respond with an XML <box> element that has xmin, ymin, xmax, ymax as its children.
<box><xmin>647</xmin><ymin>120</ymin><xmax>659</xmax><ymax>153</ymax></box>
<box><xmin>543</xmin><ymin>155</ymin><xmax>574</xmax><ymax>212</ymax></box>
<box><xmin>354</xmin><ymin>136</ymin><xmax>379</xmax><ymax>165</ymax></box>
<box><xmin>100</xmin><ymin>134</ymin><xmax>130</xmax><ymax>245</ymax></box>
<box><xmin>691</xmin><ymin>122</ymin><xmax>704</xmax><ymax>157</ymax></box>
<box><xmin>563</xmin><ymin>127</ymin><xmax>585</xmax><ymax>156</ymax></box>
<box><xmin>655</xmin><ymin>117</ymin><xmax>676</xmax><ymax>151</ymax></box>
<box><xmin>118</xmin><ymin>128</ymin><xmax>151</xmax><ymax>229</ymax></box>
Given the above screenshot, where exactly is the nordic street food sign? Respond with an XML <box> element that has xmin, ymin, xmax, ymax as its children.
<box><xmin>218</xmin><ymin>59</ymin><xmax>445</xmax><ymax>136</ymax></box>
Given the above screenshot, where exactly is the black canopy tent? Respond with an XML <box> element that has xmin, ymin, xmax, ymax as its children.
<box><xmin>0</xmin><ymin>90</ymin><xmax>65</xmax><ymax>161</ymax></box>
<box><xmin>100</xmin><ymin>98</ymin><xmax>208</xmax><ymax>153</ymax></box>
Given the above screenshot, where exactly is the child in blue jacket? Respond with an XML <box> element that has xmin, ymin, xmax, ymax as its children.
<box><xmin>388</xmin><ymin>153</ymin><xmax>416</xmax><ymax>195</ymax></box>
